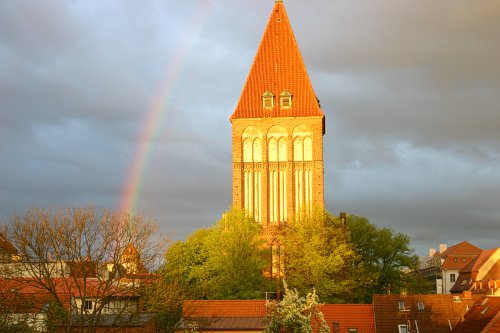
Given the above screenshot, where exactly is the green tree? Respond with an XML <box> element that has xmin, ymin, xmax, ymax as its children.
<box><xmin>346</xmin><ymin>215</ymin><xmax>422</xmax><ymax>302</ymax></box>
<box><xmin>204</xmin><ymin>208</ymin><xmax>272</xmax><ymax>299</ymax></box>
<box><xmin>162</xmin><ymin>207</ymin><xmax>273</xmax><ymax>300</ymax></box>
<box><xmin>282</xmin><ymin>210</ymin><xmax>358</xmax><ymax>303</ymax></box>
<box><xmin>264</xmin><ymin>281</ymin><xmax>329</xmax><ymax>333</ymax></box>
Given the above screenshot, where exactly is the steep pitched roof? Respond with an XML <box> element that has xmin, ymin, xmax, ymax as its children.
<box><xmin>437</xmin><ymin>241</ymin><xmax>482</xmax><ymax>258</ymax></box>
<box><xmin>435</xmin><ymin>241</ymin><xmax>483</xmax><ymax>270</ymax></box>
<box><xmin>453</xmin><ymin>296</ymin><xmax>500</xmax><ymax>332</ymax></box>
<box><xmin>230</xmin><ymin>1</ymin><xmax>323</xmax><ymax>120</ymax></box>
<box><xmin>451</xmin><ymin>249</ymin><xmax>499</xmax><ymax>293</ymax></box>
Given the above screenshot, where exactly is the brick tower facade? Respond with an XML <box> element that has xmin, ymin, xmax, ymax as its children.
<box><xmin>230</xmin><ymin>0</ymin><xmax>325</xmax><ymax>228</ymax></box>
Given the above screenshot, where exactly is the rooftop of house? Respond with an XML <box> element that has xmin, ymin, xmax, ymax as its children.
<box><xmin>451</xmin><ymin>248</ymin><xmax>500</xmax><ymax>294</ymax></box>
<box><xmin>373</xmin><ymin>293</ymin><xmax>475</xmax><ymax>333</ymax></box>
<box><xmin>452</xmin><ymin>296</ymin><xmax>500</xmax><ymax>332</ymax></box>
<box><xmin>181</xmin><ymin>300</ymin><xmax>375</xmax><ymax>333</ymax></box>
<box><xmin>320</xmin><ymin>304</ymin><xmax>374</xmax><ymax>333</ymax></box>
<box><xmin>230</xmin><ymin>1</ymin><xmax>323</xmax><ymax>120</ymax></box>
<box><xmin>435</xmin><ymin>241</ymin><xmax>483</xmax><ymax>259</ymax></box>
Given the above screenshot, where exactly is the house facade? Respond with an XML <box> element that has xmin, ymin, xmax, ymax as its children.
<box><xmin>418</xmin><ymin>241</ymin><xmax>482</xmax><ymax>294</ymax></box>
<box><xmin>450</xmin><ymin>248</ymin><xmax>500</xmax><ymax>295</ymax></box>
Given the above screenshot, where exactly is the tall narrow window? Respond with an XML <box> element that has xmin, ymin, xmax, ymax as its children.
<box><xmin>280</xmin><ymin>90</ymin><xmax>292</xmax><ymax>109</ymax></box>
<box><xmin>268</xmin><ymin>127</ymin><xmax>288</xmax><ymax>224</ymax></box>
<box><xmin>263</xmin><ymin>91</ymin><xmax>274</xmax><ymax>109</ymax></box>
<box><xmin>242</xmin><ymin>127</ymin><xmax>262</xmax><ymax>222</ymax></box>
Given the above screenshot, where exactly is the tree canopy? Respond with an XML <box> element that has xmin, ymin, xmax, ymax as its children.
<box><xmin>346</xmin><ymin>214</ymin><xmax>427</xmax><ymax>302</ymax></box>
<box><xmin>162</xmin><ymin>208</ymin><xmax>273</xmax><ymax>300</ymax></box>
<box><xmin>281</xmin><ymin>210</ymin><xmax>358</xmax><ymax>303</ymax></box>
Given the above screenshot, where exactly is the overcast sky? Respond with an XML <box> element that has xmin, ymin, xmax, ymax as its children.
<box><xmin>1</xmin><ymin>0</ymin><xmax>499</xmax><ymax>255</ymax></box>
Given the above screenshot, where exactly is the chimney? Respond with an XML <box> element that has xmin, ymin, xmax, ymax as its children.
<box><xmin>339</xmin><ymin>212</ymin><xmax>347</xmax><ymax>224</ymax></box>
<box><xmin>439</xmin><ymin>244</ymin><xmax>448</xmax><ymax>253</ymax></box>
<box><xmin>429</xmin><ymin>248</ymin><xmax>436</xmax><ymax>257</ymax></box>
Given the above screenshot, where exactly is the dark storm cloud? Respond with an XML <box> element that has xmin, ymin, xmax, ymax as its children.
<box><xmin>1</xmin><ymin>0</ymin><xmax>499</xmax><ymax>255</ymax></box>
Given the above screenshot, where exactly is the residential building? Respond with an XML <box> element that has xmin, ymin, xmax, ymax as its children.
<box><xmin>0</xmin><ymin>238</ymin><xmax>156</xmax><ymax>332</ymax></box>
<box><xmin>418</xmin><ymin>241</ymin><xmax>482</xmax><ymax>294</ymax></box>
<box><xmin>452</xmin><ymin>296</ymin><xmax>500</xmax><ymax>332</ymax></box>
<box><xmin>230</xmin><ymin>0</ymin><xmax>325</xmax><ymax>228</ymax></box>
<box><xmin>450</xmin><ymin>248</ymin><xmax>500</xmax><ymax>295</ymax></box>
<box><xmin>372</xmin><ymin>293</ymin><xmax>475</xmax><ymax>332</ymax></box>
<box><xmin>180</xmin><ymin>300</ymin><xmax>374</xmax><ymax>333</ymax></box>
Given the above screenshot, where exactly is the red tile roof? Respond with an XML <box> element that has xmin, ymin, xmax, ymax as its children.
<box><xmin>182</xmin><ymin>301</ymin><xmax>374</xmax><ymax>333</ymax></box>
<box><xmin>434</xmin><ymin>241</ymin><xmax>483</xmax><ymax>270</ymax></box>
<box><xmin>453</xmin><ymin>296</ymin><xmax>500</xmax><ymax>332</ymax></box>
<box><xmin>183</xmin><ymin>300</ymin><xmax>266</xmax><ymax>318</ymax></box>
<box><xmin>437</xmin><ymin>241</ymin><xmax>482</xmax><ymax>258</ymax></box>
<box><xmin>373</xmin><ymin>294</ymin><xmax>475</xmax><ymax>332</ymax></box>
<box><xmin>482</xmin><ymin>311</ymin><xmax>500</xmax><ymax>332</ymax></box>
<box><xmin>451</xmin><ymin>248</ymin><xmax>500</xmax><ymax>293</ymax></box>
<box><xmin>320</xmin><ymin>304</ymin><xmax>374</xmax><ymax>333</ymax></box>
<box><xmin>230</xmin><ymin>1</ymin><xmax>323</xmax><ymax>120</ymax></box>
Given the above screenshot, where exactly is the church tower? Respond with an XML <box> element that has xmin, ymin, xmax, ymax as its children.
<box><xmin>230</xmin><ymin>0</ymin><xmax>325</xmax><ymax>227</ymax></box>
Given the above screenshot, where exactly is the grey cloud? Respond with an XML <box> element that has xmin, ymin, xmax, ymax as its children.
<box><xmin>1</xmin><ymin>0</ymin><xmax>499</xmax><ymax>256</ymax></box>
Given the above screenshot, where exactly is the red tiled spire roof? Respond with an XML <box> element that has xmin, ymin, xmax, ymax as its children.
<box><xmin>230</xmin><ymin>1</ymin><xmax>323</xmax><ymax>120</ymax></box>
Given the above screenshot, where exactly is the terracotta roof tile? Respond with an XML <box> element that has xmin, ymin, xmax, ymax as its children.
<box><xmin>483</xmin><ymin>311</ymin><xmax>500</xmax><ymax>332</ymax></box>
<box><xmin>230</xmin><ymin>1</ymin><xmax>323</xmax><ymax>120</ymax></box>
<box><xmin>453</xmin><ymin>296</ymin><xmax>500</xmax><ymax>332</ymax></box>
<box><xmin>182</xmin><ymin>301</ymin><xmax>374</xmax><ymax>333</ymax></box>
<box><xmin>373</xmin><ymin>294</ymin><xmax>474</xmax><ymax>332</ymax></box>
<box><xmin>183</xmin><ymin>300</ymin><xmax>266</xmax><ymax>318</ymax></box>
<box><xmin>437</xmin><ymin>241</ymin><xmax>482</xmax><ymax>258</ymax></box>
<box><xmin>320</xmin><ymin>304</ymin><xmax>374</xmax><ymax>333</ymax></box>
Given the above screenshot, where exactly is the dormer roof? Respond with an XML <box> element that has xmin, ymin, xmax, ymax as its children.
<box><xmin>230</xmin><ymin>1</ymin><xmax>323</xmax><ymax>120</ymax></box>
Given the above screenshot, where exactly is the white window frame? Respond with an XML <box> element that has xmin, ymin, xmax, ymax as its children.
<box><xmin>398</xmin><ymin>324</ymin><xmax>408</xmax><ymax>333</ymax></box>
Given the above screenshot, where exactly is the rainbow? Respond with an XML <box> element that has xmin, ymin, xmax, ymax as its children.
<box><xmin>119</xmin><ymin>1</ymin><xmax>213</xmax><ymax>215</ymax></box>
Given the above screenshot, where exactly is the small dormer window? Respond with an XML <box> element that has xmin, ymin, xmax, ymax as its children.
<box><xmin>263</xmin><ymin>91</ymin><xmax>274</xmax><ymax>109</ymax></box>
<box><xmin>280</xmin><ymin>90</ymin><xmax>292</xmax><ymax>109</ymax></box>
